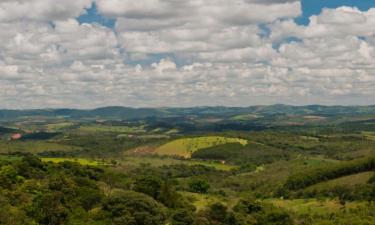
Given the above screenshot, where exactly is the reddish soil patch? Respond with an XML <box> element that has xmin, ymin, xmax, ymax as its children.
<box><xmin>11</xmin><ymin>133</ymin><xmax>22</xmax><ymax>140</ymax></box>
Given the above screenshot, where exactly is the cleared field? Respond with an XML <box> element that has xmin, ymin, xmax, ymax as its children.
<box><xmin>305</xmin><ymin>171</ymin><xmax>375</xmax><ymax>191</ymax></box>
<box><xmin>78</xmin><ymin>125</ymin><xmax>145</xmax><ymax>134</ymax></box>
<box><xmin>155</xmin><ymin>136</ymin><xmax>248</xmax><ymax>158</ymax></box>
<box><xmin>179</xmin><ymin>192</ymin><xmax>225</xmax><ymax>211</ymax></box>
<box><xmin>0</xmin><ymin>141</ymin><xmax>82</xmax><ymax>154</ymax></box>
<box><xmin>363</xmin><ymin>132</ymin><xmax>375</xmax><ymax>141</ymax></box>
<box><xmin>119</xmin><ymin>156</ymin><xmax>238</xmax><ymax>171</ymax></box>
<box><xmin>41</xmin><ymin>157</ymin><xmax>107</xmax><ymax>166</ymax></box>
<box><xmin>267</xmin><ymin>199</ymin><xmax>364</xmax><ymax>215</ymax></box>
<box><xmin>46</xmin><ymin>122</ymin><xmax>75</xmax><ymax>131</ymax></box>
<box><xmin>231</xmin><ymin>114</ymin><xmax>261</xmax><ymax>121</ymax></box>
<box><xmin>0</xmin><ymin>155</ymin><xmax>21</xmax><ymax>161</ymax></box>
<box><xmin>189</xmin><ymin>161</ymin><xmax>237</xmax><ymax>171</ymax></box>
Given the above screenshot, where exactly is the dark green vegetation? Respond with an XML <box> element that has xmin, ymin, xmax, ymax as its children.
<box><xmin>0</xmin><ymin>105</ymin><xmax>375</xmax><ymax>225</ymax></box>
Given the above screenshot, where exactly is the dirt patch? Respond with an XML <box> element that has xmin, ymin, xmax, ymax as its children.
<box><xmin>127</xmin><ymin>146</ymin><xmax>156</xmax><ymax>155</ymax></box>
<box><xmin>303</xmin><ymin>116</ymin><xmax>326</xmax><ymax>120</ymax></box>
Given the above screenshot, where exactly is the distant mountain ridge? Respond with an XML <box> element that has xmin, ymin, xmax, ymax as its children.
<box><xmin>0</xmin><ymin>105</ymin><xmax>374</xmax><ymax>120</ymax></box>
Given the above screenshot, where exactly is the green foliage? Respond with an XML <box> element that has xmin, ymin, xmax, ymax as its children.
<box><xmin>134</xmin><ymin>175</ymin><xmax>163</xmax><ymax>199</ymax></box>
<box><xmin>102</xmin><ymin>190</ymin><xmax>167</xmax><ymax>225</ymax></box>
<box><xmin>171</xmin><ymin>209</ymin><xmax>195</xmax><ymax>225</ymax></box>
<box><xmin>29</xmin><ymin>192</ymin><xmax>68</xmax><ymax>225</ymax></box>
<box><xmin>284</xmin><ymin>157</ymin><xmax>375</xmax><ymax>190</ymax></box>
<box><xmin>189</xmin><ymin>179</ymin><xmax>210</xmax><ymax>194</ymax></box>
<box><xmin>369</xmin><ymin>173</ymin><xmax>375</xmax><ymax>184</ymax></box>
<box><xmin>192</xmin><ymin>142</ymin><xmax>289</xmax><ymax>165</ymax></box>
<box><xmin>0</xmin><ymin>165</ymin><xmax>21</xmax><ymax>188</ymax></box>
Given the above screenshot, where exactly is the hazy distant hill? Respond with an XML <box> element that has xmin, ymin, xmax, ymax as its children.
<box><xmin>0</xmin><ymin>105</ymin><xmax>374</xmax><ymax>120</ymax></box>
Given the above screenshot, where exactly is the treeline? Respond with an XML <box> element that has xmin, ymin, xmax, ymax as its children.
<box><xmin>284</xmin><ymin>157</ymin><xmax>375</xmax><ymax>190</ymax></box>
<box><xmin>191</xmin><ymin>143</ymin><xmax>290</xmax><ymax>166</ymax></box>
<box><xmin>20</xmin><ymin>132</ymin><xmax>60</xmax><ymax>141</ymax></box>
<box><xmin>300</xmin><ymin>181</ymin><xmax>375</xmax><ymax>201</ymax></box>
<box><xmin>0</xmin><ymin>126</ymin><xmax>19</xmax><ymax>134</ymax></box>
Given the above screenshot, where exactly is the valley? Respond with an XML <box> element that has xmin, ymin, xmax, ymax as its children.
<box><xmin>1</xmin><ymin>105</ymin><xmax>375</xmax><ymax>225</ymax></box>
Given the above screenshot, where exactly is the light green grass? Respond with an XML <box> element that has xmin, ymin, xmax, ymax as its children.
<box><xmin>0</xmin><ymin>155</ymin><xmax>21</xmax><ymax>161</ymax></box>
<box><xmin>165</xmin><ymin>129</ymin><xmax>179</xmax><ymax>134</ymax></box>
<box><xmin>155</xmin><ymin>136</ymin><xmax>248</xmax><ymax>158</ymax></box>
<box><xmin>305</xmin><ymin>171</ymin><xmax>375</xmax><ymax>191</ymax></box>
<box><xmin>188</xmin><ymin>161</ymin><xmax>237</xmax><ymax>171</ymax></box>
<box><xmin>231</xmin><ymin>114</ymin><xmax>261</xmax><ymax>121</ymax></box>
<box><xmin>46</xmin><ymin>122</ymin><xmax>74</xmax><ymax>131</ymax></box>
<box><xmin>117</xmin><ymin>134</ymin><xmax>169</xmax><ymax>139</ymax></box>
<box><xmin>363</xmin><ymin>132</ymin><xmax>375</xmax><ymax>141</ymax></box>
<box><xmin>179</xmin><ymin>192</ymin><xmax>224</xmax><ymax>211</ymax></box>
<box><xmin>233</xmin><ymin>158</ymin><xmax>340</xmax><ymax>194</ymax></box>
<box><xmin>0</xmin><ymin>141</ymin><xmax>82</xmax><ymax>154</ymax></box>
<box><xmin>41</xmin><ymin>157</ymin><xmax>107</xmax><ymax>166</ymax></box>
<box><xmin>78</xmin><ymin>125</ymin><xmax>145</xmax><ymax>134</ymax></box>
<box><xmin>255</xmin><ymin>165</ymin><xmax>265</xmax><ymax>173</ymax></box>
<box><xmin>118</xmin><ymin>156</ymin><xmax>238</xmax><ymax>171</ymax></box>
<box><xmin>267</xmin><ymin>199</ymin><xmax>364</xmax><ymax>215</ymax></box>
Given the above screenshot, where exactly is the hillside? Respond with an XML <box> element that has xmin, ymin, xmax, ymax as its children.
<box><xmin>1</xmin><ymin>105</ymin><xmax>374</xmax><ymax>120</ymax></box>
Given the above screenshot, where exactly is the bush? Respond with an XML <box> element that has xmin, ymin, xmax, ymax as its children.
<box><xmin>189</xmin><ymin>179</ymin><xmax>210</xmax><ymax>194</ymax></box>
<box><xmin>103</xmin><ymin>190</ymin><xmax>167</xmax><ymax>225</ymax></box>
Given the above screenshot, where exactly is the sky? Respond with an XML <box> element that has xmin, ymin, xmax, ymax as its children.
<box><xmin>0</xmin><ymin>0</ymin><xmax>374</xmax><ymax>109</ymax></box>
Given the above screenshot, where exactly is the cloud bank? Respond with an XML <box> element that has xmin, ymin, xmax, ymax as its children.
<box><xmin>0</xmin><ymin>0</ymin><xmax>374</xmax><ymax>108</ymax></box>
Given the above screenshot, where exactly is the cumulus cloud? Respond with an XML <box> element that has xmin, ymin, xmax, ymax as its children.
<box><xmin>0</xmin><ymin>1</ymin><xmax>374</xmax><ymax>108</ymax></box>
<box><xmin>0</xmin><ymin>0</ymin><xmax>92</xmax><ymax>22</ymax></box>
<box><xmin>98</xmin><ymin>0</ymin><xmax>301</xmax><ymax>59</ymax></box>
<box><xmin>271</xmin><ymin>7</ymin><xmax>375</xmax><ymax>40</ymax></box>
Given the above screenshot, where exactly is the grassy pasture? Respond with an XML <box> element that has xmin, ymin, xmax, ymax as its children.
<box><xmin>179</xmin><ymin>192</ymin><xmax>227</xmax><ymax>211</ymax></box>
<box><xmin>46</xmin><ymin>122</ymin><xmax>75</xmax><ymax>131</ymax></box>
<box><xmin>363</xmin><ymin>132</ymin><xmax>375</xmax><ymax>141</ymax></box>
<box><xmin>78</xmin><ymin>124</ymin><xmax>145</xmax><ymax>134</ymax></box>
<box><xmin>41</xmin><ymin>157</ymin><xmax>107</xmax><ymax>166</ymax></box>
<box><xmin>267</xmin><ymin>198</ymin><xmax>364</xmax><ymax>215</ymax></box>
<box><xmin>231</xmin><ymin>114</ymin><xmax>261</xmax><ymax>121</ymax></box>
<box><xmin>228</xmin><ymin>157</ymin><xmax>340</xmax><ymax>195</ymax></box>
<box><xmin>305</xmin><ymin>171</ymin><xmax>375</xmax><ymax>192</ymax></box>
<box><xmin>0</xmin><ymin>155</ymin><xmax>21</xmax><ymax>161</ymax></box>
<box><xmin>155</xmin><ymin>136</ymin><xmax>248</xmax><ymax>158</ymax></box>
<box><xmin>118</xmin><ymin>156</ymin><xmax>238</xmax><ymax>171</ymax></box>
<box><xmin>0</xmin><ymin>141</ymin><xmax>82</xmax><ymax>154</ymax></box>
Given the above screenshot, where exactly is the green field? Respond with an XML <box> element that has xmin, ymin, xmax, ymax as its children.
<box><xmin>155</xmin><ymin>136</ymin><xmax>248</xmax><ymax>158</ymax></box>
<box><xmin>179</xmin><ymin>192</ymin><xmax>227</xmax><ymax>211</ymax></box>
<box><xmin>267</xmin><ymin>198</ymin><xmax>363</xmax><ymax>215</ymax></box>
<box><xmin>0</xmin><ymin>155</ymin><xmax>21</xmax><ymax>161</ymax></box>
<box><xmin>231</xmin><ymin>114</ymin><xmax>261</xmax><ymax>121</ymax></box>
<box><xmin>0</xmin><ymin>141</ymin><xmax>82</xmax><ymax>154</ymax></box>
<box><xmin>118</xmin><ymin>156</ymin><xmax>238</xmax><ymax>171</ymax></box>
<box><xmin>46</xmin><ymin>122</ymin><xmax>75</xmax><ymax>131</ymax></box>
<box><xmin>363</xmin><ymin>132</ymin><xmax>375</xmax><ymax>141</ymax></box>
<box><xmin>41</xmin><ymin>157</ymin><xmax>107</xmax><ymax>166</ymax></box>
<box><xmin>305</xmin><ymin>171</ymin><xmax>375</xmax><ymax>191</ymax></box>
<box><xmin>78</xmin><ymin>125</ymin><xmax>145</xmax><ymax>134</ymax></box>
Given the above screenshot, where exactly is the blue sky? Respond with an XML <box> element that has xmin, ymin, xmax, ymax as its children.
<box><xmin>78</xmin><ymin>3</ymin><xmax>116</xmax><ymax>29</ymax></box>
<box><xmin>296</xmin><ymin>0</ymin><xmax>375</xmax><ymax>25</ymax></box>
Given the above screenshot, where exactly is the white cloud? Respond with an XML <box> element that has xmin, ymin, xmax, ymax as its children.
<box><xmin>99</xmin><ymin>0</ymin><xmax>301</xmax><ymax>59</ymax></box>
<box><xmin>271</xmin><ymin>7</ymin><xmax>375</xmax><ymax>40</ymax></box>
<box><xmin>0</xmin><ymin>0</ymin><xmax>92</xmax><ymax>22</ymax></box>
<box><xmin>0</xmin><ymin>1</ymin><xmax>374</xmax><ymax>108</ymax></box>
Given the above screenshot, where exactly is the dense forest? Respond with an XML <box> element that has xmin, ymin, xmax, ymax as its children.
<box><xmin>1</xmin><ymin>155</ymin><xmax>295</xmax><ymax>225</ymax></box>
